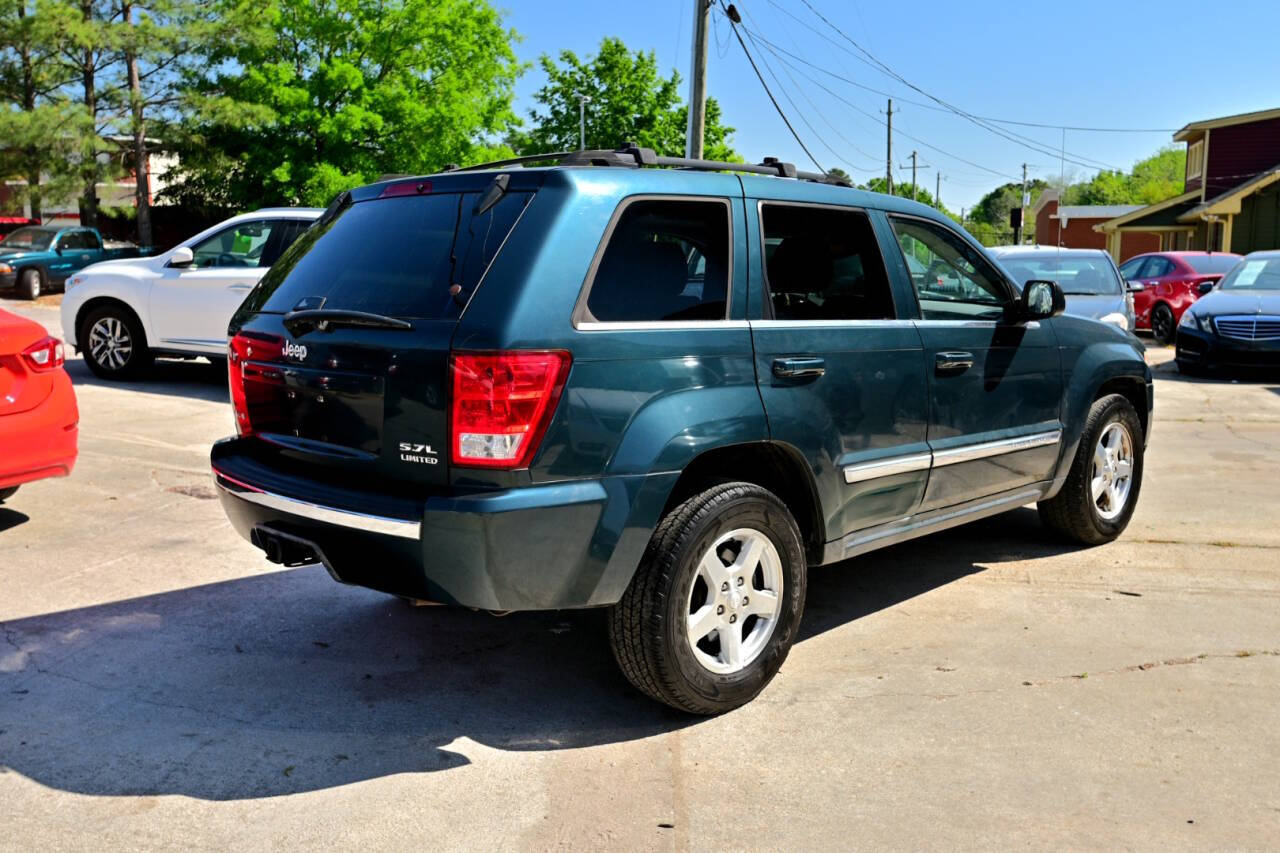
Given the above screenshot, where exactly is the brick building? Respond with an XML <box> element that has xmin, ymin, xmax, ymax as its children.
<box><xmin>1032</xmin><ymin>190</ymin><xmax>1159</xmax><ymax>261</ymax></box>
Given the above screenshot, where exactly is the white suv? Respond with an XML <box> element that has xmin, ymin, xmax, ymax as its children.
<box><xmin>61</xmin><ymin>208</ymin><xmax>321</xmax><ymax>378</ymax></box>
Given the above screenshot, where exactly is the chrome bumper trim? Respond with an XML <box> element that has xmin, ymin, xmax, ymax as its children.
<box><xmin>213</xmin><ymin>470</ymin><xmax>421</xmax><ymax>540</ymax></box>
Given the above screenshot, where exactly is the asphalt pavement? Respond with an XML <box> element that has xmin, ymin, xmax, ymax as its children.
<box><xmin>2</xmin><ymin>294</ymin><xmax>1278</xmax><ymax>850</ymax></box>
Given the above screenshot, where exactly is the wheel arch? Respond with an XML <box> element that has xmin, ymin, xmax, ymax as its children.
<box><xmin>75</xmin><ymin>296</ymin><xmax>148</xmax><ymax>351</ymax></box>
<box><xmin>1094</xmin><ymin>375</ymin><xmax>1149</xmax><ymax>441</ymax></box>
<box><xmin>660</xmin><ymin>441</ymin><xmax>825</xmax><ymax>565</ymax></box>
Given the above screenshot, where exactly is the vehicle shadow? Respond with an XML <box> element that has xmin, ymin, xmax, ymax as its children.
<box><xmin>64</xmin><ymin>354</ymin><xmax>229</xmax><ymax>403</ymax></box>
<box><xmin>0</xmin><ymin>507</ymin><xmax>29</xmax><ymax>533</ymax></box>
<box><xmin>0</xmin><ymin>509</ymin><xmax>1078</xmax><ymax>800</ymax></box>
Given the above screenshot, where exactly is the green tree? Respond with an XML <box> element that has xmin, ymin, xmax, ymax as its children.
<box><xmin>514</xmin><ymin>37</ymin><xmax>738</xmax><ymax>161</ymax></box>
<box><xmin>861</xmin><ymin>176</ymin><xmax>959</xmax><ymax>220</ymax></box>
<box><xmin>1064</xmin><ymin>146</ymin><xmax>1185</xmax><ymax>206</ymax></box>
<box><xmin>170</xmin><ymin>0</ymin><xmax>522</xmax><ymax>209</ymax></box>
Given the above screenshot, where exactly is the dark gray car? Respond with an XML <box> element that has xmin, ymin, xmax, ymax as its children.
<box><xmin>990</xmin><ymin>246</ymin><xmax>1136</xmax><ymax>332</ymax></box>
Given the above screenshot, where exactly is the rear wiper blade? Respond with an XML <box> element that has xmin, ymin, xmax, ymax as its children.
<box><xmin>282</xmin><ymin>309</ymin><xmax>413</xmax><ymax>335</ymax></box>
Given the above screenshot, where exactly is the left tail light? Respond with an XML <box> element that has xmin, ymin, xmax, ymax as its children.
<box><xmin>22</xmin><ymin>336</ymin><xmax>65</xmax><ymax>373</ymax></box>
<box><xmin>228</xmin><ymin>332</ymin><xmax>285</xmax><ymax>437</ymax></box>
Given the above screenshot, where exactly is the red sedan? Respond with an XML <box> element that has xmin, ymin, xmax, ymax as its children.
<box><xmin>1118</xmin><ymin>251</ymin><xmax>1242</xmax><ymax>343</ymax></box>
<box><xmin>0</xmin><ymin>307</ymin><xmax>78</xmax><ymax>503</ymax></box>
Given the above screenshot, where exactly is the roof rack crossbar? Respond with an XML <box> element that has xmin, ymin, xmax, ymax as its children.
<box><xmin>441</xmin><ymin>144</ymin><xmax>854</xmax><ymax>188</ymax></box>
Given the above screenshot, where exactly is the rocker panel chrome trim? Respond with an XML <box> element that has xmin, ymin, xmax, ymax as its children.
<box><xmin>931</xmin><ymin>429</ymin><xmax>1062</xmax><ymax>468</ymax></box>
<box><xmin>843</xmin><ymin>452</ymin><xmax>933</xmax><ymax>484</ymax></box>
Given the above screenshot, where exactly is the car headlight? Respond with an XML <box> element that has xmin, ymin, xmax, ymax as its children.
<box><xmin>1099</xmin><ymin>312</ymin><xmax>1130</xmax><ymax>331</ymax></box>
<box><xmin>66</xmin><ymin>275</ymin><xmax>83</xmax><ymax>290</ymax></box>
<box><xmin>0</xmin><ymin>262</ymin><xmax>11</xmax><ymax>274</ymax></box>
<box><xmin>1199</xmin><ymin>314</ymin><xmax>1215</xmax><ymax>334</ymax></box>
<box><xmin>1179</xmin><ymin>310</ymin><xmax>1197</xmax><ymax>329</ymax></box>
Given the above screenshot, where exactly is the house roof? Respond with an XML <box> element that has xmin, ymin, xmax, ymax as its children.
<box><xmin>1177</xmin><ymin>164</ymin><xmax>1280</xmax><ymax>221</ymax></box>
<box><xmin>1173</xmin><ymin>106</ymin><xmax>1280</xmax><ymax>141</ymax></box>
<box><xmin>1095</xmin><ymin>190</ymin><xmax>1201</xmax><ymax>231</ymax></box>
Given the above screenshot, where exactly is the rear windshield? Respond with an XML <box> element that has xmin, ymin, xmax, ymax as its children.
<box><xmin>240</xmin><ymin>190</ymin><xmax>530</xmax><ymax>319</ymax></box>
<box><xmin>1184</xmin><ymin>254</ymin><xmax>1240</xmax><ymax>274</ymax></box>
<box><xmin>998</xmin><ymin>255</ymin><xmax>1121</xmax><ymax>295</ymax></box>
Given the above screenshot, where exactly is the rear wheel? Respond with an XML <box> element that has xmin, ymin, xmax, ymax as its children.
<box><xmin>607</xmin><ymin>482</ymin><xmax>807</xmax><ymax>715</ymax></box>
<box><xmin>0</xmin><ymin>486</ymin><xmax>17</xmax><ymax>503</ymax></box>
<box><xmin>1150</xmin><ymin>304</ymin><xmax>1175</xmax><ymax>344</ymax></box>
<box><xmin>81</xmin><ymin>305</ymin><xmax>151</xmax><ymax>379</ymax></box>
<box><xmin>17</xmin><ymin>268</ymin><xmax>41</xmax><ymax>300</ymax></box>
<box><xmin>1038</xmin><ymin>394</ymin><xmax>1144</xmax><ymax>545</ymax></box>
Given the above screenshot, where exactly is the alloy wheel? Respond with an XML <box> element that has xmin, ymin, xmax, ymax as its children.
<box><xmin>1091</xmin><ymin>422</ymin><xmax>1134</xmax><ymax>521</ymax></box>
<box><xmin>686</xmin><ymin>527</ymin><xmax>784</xmax><ymax>675</ymax></box>
<box><xmin>88</xmin><ymin>316</ymin><xmax>133</xmax><ymax>371</ymax></box>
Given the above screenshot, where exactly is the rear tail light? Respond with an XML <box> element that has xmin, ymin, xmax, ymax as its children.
<box><xmin>22</xmin><ymin>336</ymin><xmax>65</xmax><ymax>372</ymax></box>
<box><xmin>228</xmin><ymin>332</ymin><xmax>285</xmax><ymax>437</ymax></box>
<box><xmin>450</xmin><ymin>350</ymin><xmax>571</xmax><ymax>468</ymax></box>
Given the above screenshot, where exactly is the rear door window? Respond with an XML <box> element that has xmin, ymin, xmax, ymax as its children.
<box><xmin>244</xmin><ymin>191</ymin><xmax>530</xmax><ymax>319</ymax></box>
<box><xmin>760</xmin><ymin>204</ymin><xmax>895</xmax><ymax>321</ymax></box>
<box><xmin>1138</xmin><ymin>257</ymin><xmax>1174</xmax><ymax>278</ymax></box>
<box><xmin>582</xmin><ymin>198</ymin><xmax>731</xmax><ymax>323</ymax></box>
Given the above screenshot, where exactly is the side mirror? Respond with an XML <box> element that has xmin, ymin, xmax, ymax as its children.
<box><xmin>1020</xmin><ymin>279</ymin><xmax>1066</xmax><ymax>321</ymax></box>
<box><xmin>1196</xmin><ymin>280</ymin><xmax>1216</xmax><ymax>296</ymax></box>
<box><xmin>1125</xmin><ymin>279</ymin><xmax>1145</xmax><ymax>293</ymax></box>
<box><xmin>167</xmin><ymin>246</ymin><xmax>195</xmax><ymax>268</ymax></box>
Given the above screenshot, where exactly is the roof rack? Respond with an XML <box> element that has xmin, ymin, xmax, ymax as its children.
<box><xmin>452</xmin><ymin>143</ymin><xmax>853</xmax><ymax>188</ymax></box>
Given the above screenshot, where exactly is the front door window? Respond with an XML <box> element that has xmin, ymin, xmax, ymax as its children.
<box><xmin>890</xmin><ymin>217</ymin><xmax>1010</xmax><ymax>320</ymax></box>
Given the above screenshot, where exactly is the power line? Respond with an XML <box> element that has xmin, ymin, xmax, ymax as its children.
<box><xmin>719</xmin><ymin>3</ymin><xmax>826</xmax><ymax>172</ymax></box>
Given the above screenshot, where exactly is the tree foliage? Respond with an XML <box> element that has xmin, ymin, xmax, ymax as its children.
<box><xmin>860</xmin><ymin>176</ymin><xmax>959</xmax><ymax>221</ymax></box>
<box><xmin>513</xmin><ymin>37</ymin><xmax>737</xmax><ymax>161</ymax></box>
<box><xmin>1063</xmin><ymin>146</ymin><xmax>1185</xmax><ymax>206</ymax></box>
<box><xmin>168</xmin><ymin>0</ymin><xmax>523</xmax><ymax>208</ymax></box>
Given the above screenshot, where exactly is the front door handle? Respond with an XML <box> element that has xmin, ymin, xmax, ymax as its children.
<box><xmin>935</xmin><ymin>351</ymin><xmax>974</xmax><ymax>375</ymax></box>
<box><xmin>772</xmin><ymin>356</ymin><xmax>826</xmax><ymax>379</ymax></box>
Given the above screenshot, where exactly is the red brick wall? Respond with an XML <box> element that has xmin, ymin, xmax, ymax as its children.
<box><xmin>1034</xmin><ymin>197</ymin><xmax>1158</xmax><ymax>260</ymax></box>
<box><xmin>1119</xmin><ymin>231</ymin><xmax>1160</xmax><ymax>261</ymax></box>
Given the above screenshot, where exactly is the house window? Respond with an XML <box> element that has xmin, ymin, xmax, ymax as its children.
<box><xmin>1187</xmin><ymin>140</ymin><xmax>1204</xmax><ymax>180</ymax></box>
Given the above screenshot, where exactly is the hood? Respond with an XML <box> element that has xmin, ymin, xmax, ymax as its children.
<box><xmin>0</xmin><ymin>249</ymin><xmax>40</xmax><ymax>263</ymax></box>
<box><xmin>1063</xmin><ymin>293</ymin><xmax>1126</xmax><ymax>320</ymax></box>
<box><xmin>1193</xmin><ymin>289</ymin><xmax>1280</xmax><ymax>316</ymax></box>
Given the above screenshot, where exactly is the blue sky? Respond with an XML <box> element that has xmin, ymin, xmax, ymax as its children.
<box><xmin>501</xmin><ymin>0</ymin><xmax>1280</xmax><ymax>211</ymax></box>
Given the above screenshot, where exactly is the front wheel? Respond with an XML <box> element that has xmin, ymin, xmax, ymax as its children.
<box><xmin>1151</xmin><ymin>304</ymin><xmax>1176</xmax><ymax>344</ymax></box>
<box><xmin>608</xmin><ymin>482</ymin><xmax>808</xmax><ymax>715</ymax></box>
<box><xmin>81</xmin><ymin>305</ymin><xmax>152</xmax><ymax>379</ymax></box>
<box><xmin>18</xmin><ymin>268</ymin><xmax>41</xmax><ymax>300</ymax></box>
<box><xmin>1038</xmin><ymin>394</ymin><xmax>1144</xmax><ymax>545</ymax></box>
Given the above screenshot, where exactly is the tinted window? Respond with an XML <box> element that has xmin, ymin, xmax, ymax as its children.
<box><xmin>244</xmin><ymin>191</ymin><xmax>529</xmax><ymax>319</ymax></box>
<box><xmin>0</xmin><ymin>227</ymin><xmax>55</xmax><ymax>250</ymax></box>
<box><xmin>998</xmin><ymin>255</ymin><xmax>1121</xmax><ymax>295</ymax></box>
<box><xmin>891</xmin><ymin>217</ymin><xmax>1008</xmax><ymax>320</ymax></box>
<box><xmin>189</xmin><ymin>220</ymin><xmax>275</xmax><ymax>269</ymax></box>
<box><xmin>258</xmin><ymin>219</ymin><xmax>312</xmax><ymax>268</ymax></box>
<box><xmin>1219</xmin><ymin>257</ymin><xmax>1280</xmax><ymax>290</ymax></box>
<box><xmin>761</xmin><ymin>204</ymin><xmax>894</xmax><ymax>321</ymax></box>
<box><xmin>1117</xmin><ymin>257</ymin><xmax>1144</xmax><ymax>279</ymax></box>
<box><xmin>584</xmin><ymin>199</ymin><xmax>730</xmax><ymax>322</ymax></box>
<box><xmin>1184</xmin><ymin>254</ymin><xmax>1241</xmax><ymax>274</ymax></box>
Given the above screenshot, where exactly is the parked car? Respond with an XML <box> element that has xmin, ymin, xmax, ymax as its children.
<box><xmin>0</xmin><ymin>307</ymin><xmax>78</xmax><ymax>503</ymax></box>
<box><xmin>1176</xmin><ymin>251</ymin><xmax>1280</xmax><ymax>373</ymax></box>
<box><xmin>60</xmin><ymin>209</ymin><xmax>321</xmax><ymax>379</ymax></box>
<box><xmin>989</xmin><ymin>245</ymin><xmax>1136</xmax><ymax>332</ymax></box>
<box><xmin>0</xmin><ymin>226</ymin><xmax>152</xmax><ymax>300</ymax></box>
<box><xmin>1117</xmin><ymin>251</ymin><xmax>1241</xmax><ymax>343</ymax></box>
<box><xmin>210</xmin><ymin>149</ymin><xmax>1152</xmax><ymax>714</ymax></box>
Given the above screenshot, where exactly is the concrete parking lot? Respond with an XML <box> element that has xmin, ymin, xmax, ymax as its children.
<box><xmin>2</xmin><ymin>294</ymin><xmax>1278</xmax><ymax>850</ymax></box>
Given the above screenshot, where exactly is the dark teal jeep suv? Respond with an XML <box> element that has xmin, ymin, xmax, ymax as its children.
<box><xmin>212</xmin><ymin>147</ymin><xmax>1152</xmax><ymax>714</ymax></box>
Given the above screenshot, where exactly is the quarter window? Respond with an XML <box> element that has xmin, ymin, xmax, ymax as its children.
<box><xmin>760</xmin><ymin>204</ymin><xmax>895</xmax><ymax>321</ymax></box>
<box><xmin>890</xmin><ymin>217</ymin><xmax>1009</xmax><ymax>321</ymax></box>
<box><xmin>584</xmin><ymin>199</ymin><xmax>730</xmax><ymax>322</ymax></box>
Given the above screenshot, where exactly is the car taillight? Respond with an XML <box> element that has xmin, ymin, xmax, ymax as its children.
<box><xmin>228</xmin><ymin>332</ymin><xmax>285</xmax><ymax>437</ymax></box>
<box><xmin>450</xmin><ymin>350</ymin><xmax>571</xmax><ymax>468</ymax></box>
<box><xmin>22</xmin><ymin>336</ymin><xmax>64</xmax><ymax>372</ymax></box>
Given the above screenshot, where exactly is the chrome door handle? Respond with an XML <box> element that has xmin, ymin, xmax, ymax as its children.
<box><xmin>935</xmin><ymin>351</ymin><xmax>974</xmax><ymax>374</ymax></box>
<box><xmin>772</xmin><ymin>356</ymin><xmax>826</xmax><ymax>379</ymax></box>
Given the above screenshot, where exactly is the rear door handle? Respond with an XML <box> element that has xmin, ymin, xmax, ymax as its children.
<box><xmin>935</xmin><ymin>351</ymin><xmax>974</xmax><ymax>375</ymax></box>
<box><xmin>772</xmin><ymin>356</ymin><xmax>826</xmax><ymax>379</ymax></box>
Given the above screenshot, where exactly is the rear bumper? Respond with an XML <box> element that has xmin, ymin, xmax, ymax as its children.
<box><xmin>0</xmin><ymin>372</ymin><xmax>79</xmax><ymax>489</ymax></box>
<box><xmin>1176</xmin><ymin>327</ymin><xmax>1280</xmax><ymax>369</ymax></box>
<box><xmin>211</xmin><ymin>439</ymin><xmax>675</xmax><ymax>611</ymax></box>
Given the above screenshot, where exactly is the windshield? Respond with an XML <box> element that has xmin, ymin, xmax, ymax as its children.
<box><xmin>998</xmin><ymin>255</ymin><xmax>1121</xmax><ymax>295</ymax></box>
<box><xmin>1218</xmin><ymin>257</ymin><xmax>1280</xmax><ymax>290</ymax></box>
<box><xmin>0</xmin><ymin>227</ymin><xmax>56</xmax><ymax>250</ymax></box>
<box><xmin>1184</xmin><ymin>254</ymin><xmax>1241</xmax><ymax>275</ymax></box>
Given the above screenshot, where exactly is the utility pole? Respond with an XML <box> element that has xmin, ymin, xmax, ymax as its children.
<box><xmin>885</xmin><ymin>98</ymin><xmax>894</xmax><ymax>195</ymax></box>
<box><xmin>574</xmin><ymin>92</ymin><xmax>592</xmax><ymax>150</ymax></box>
<box><xmin>909</xmin><ymin>150</ymin><xmax>918</xmax><ymax>202</ymax></box>
<box><xmin>1016</xmin><ymin>161</ymin><xmax>1028</xmax><ymax>244</ymax></box>
<box><xmin>685</xmin><ymin>0</ymin><xmax>711</xmax><ymax>159</ymax></box>
<box><xmin>935</xmin><ymin>171</ymin><xmax>941</xmax><ymax>210</ymax></box>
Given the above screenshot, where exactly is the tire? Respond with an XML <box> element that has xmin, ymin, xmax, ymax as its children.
<box><xmin>607</xmin><ymin>482</ymin><xmax>808</xmax><ymax>715</ymax></box>
<box><xmin>17</xmin><ymin>268</ymin><xmax>41</xmax><ymax>300</ymax></box>
<box><xmin>80</xmin><ymin>304</ymin><xmax>152</xmax><ymax>379</ymax></box>
<box><xmin>1150</xmin><ymin>303</ymin><xmax>1175</xmax><ymax>344</ymax></box>
<box><xmin>1038</xmin><ymin>394</ymin><xmax>1144</xmax><ymax>545</ymax></box>
<box><xmin>0</xmin><ymin>486</ymin><xmax>17</xmax><ymax>503</ymax></box>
